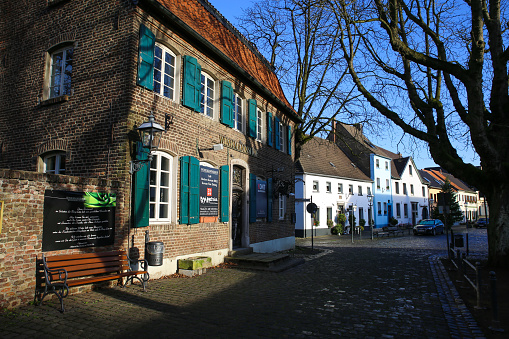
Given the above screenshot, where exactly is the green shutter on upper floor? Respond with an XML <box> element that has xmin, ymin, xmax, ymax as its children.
<box><xmin>274</xmin><ymin>117</ymin><xmax>280</xmax><ymax>150</ymax></box>
<box><xmin>179</xmin><ymin>156</ymin><xmax>190</xmax><ymax>224</ymax></box>
<box><xmin>183</xmin><ymin>55</ymin><xmax>201</xmax><ymax>112</ymax></box>
<box><xmin>221</xmin><ymin>81</ymin><xmax>234</xmax><ymax>127</ymax></box>
<box><xmin>248</xmin><ymin>99</ymin><xmax>257</xmax><ymax>138</ymax></box>
<box><xmin>267</xmin><ymin>178</ymin><xmax>273</xmax><ymax>222</ymax></box>
<box><xmin>137</xmin><ymin>24</ymin><xmax>155</xmax><ymax>91</ymax></box>
<box><xmin>220</xmin><ymin>165</ymin><xmax>230</xmax><ymax>222</ymax></box>
<box><xmin>267</xmin><ymin>112</ymin><xmax>273</xmax><ymax>147</ymax></box>
<box><xmin>189</xmin><ymin>156</ymin><xmax>200</xmax><ymax>224</ymax></box>
<box><xmin>287</xmin><ymin>125</ymin><xmax>292</xmax><ymax>155</ymax></box>
<box><xmin>249</xmin><ymin>173</ymin><xmax>257</xmax><ymax>223</ymax></box>
<box><xmin>133</xmin><ymin>142</ymin><xmax>150</xmax><ymax>228</ymax></box>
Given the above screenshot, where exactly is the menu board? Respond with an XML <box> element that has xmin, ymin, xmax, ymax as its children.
<box><xmin>42</xmin><ymin>190</ymin><xmax>116</xmax><ymax>251</ymax></box>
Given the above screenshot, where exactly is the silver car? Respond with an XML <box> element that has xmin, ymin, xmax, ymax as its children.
<box><xmin>413</xmin><ymin>219</ymin><xmax>445</xmax><ymax>236</ymax></box>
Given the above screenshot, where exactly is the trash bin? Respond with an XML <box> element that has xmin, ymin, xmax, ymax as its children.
<box><xmin>145</xmin><ymin>241</ymin><xmax>164</xmax><ymax>266</ymax></box>
<box><xmin>454</xmin><ymin>234</ymin><xmax>464</xmax><ymax>247</ymax></box>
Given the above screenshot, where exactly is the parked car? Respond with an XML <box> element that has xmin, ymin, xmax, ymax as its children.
<box><xmin>413</xmin><ymin>219</ymin><xmax>445</xmax><ymax>236</ymax></box>
<box><xmin>474</xmin><ymin>217</ymin><xmax>489</xmax><ymax>228</ymax></box>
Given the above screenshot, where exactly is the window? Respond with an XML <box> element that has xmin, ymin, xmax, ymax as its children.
<box><xmin>403</xmin><ymin>183</ymin><xmax>407</xmax><ymax>195</ymax></box>
<box><xmin>349</xmin><ymin>185</ymin><xmax>353</xmax><ymax>195</ymax></box>
<box><xmin>279</xmin><ymin>121</ymin><xmax>285</xmax><ymax>152</ymax></box>
<box><xmin>358</xmin><ymin>186</ymin><xmax>362</xmax><ymax>196</ymax></box>
<box><xmin>377</xmin><ymin>202</ymin><xmax>382</xmax><ymax>215</ymax></box>
<box><xmin>404</xmin><ymin>204</ymin><xmax>408</xmax><ymax>218</ymax></box>
<box><xmin>43</xmin><ymin>152</ymin><xmax>66</xmax><ymax>174</ymax></box>
<box><xmin>326</xmin><ymin>182</ymin><xmax>332</xmax><ymax>193</ymax></box>
<box><xmin>396</xmin><ymin>203</ymin><xmax>401</xmax><ymax>217</ymax></box>
<box><xmin>327</xmin><ymin>207</ymin><xmax>332</xmax><ymax>225</ymax></box>
<box><xmin>338</xmin><ymin>183</ymin><xmax>343</xmax><ymax>194</ymax></box>
<box><xmin>367</xmin><ymin>187</ymin><xmax>371</xmax><ymax>195</ymax></box>
<box><xmin>376</xmin><ymin>178</ymin><xmax>381</xmax><ymax>190</ymax></box>
<box><xmin>358</xmin><ymin>207</ymin><xmax>364</xmax><ymax>222</ymax></box>
<box><xmin>383</xmin><ymin>202</ymin><xmax>387</xmax><ymax>215</ymax></box>
<box><xmin>313</xmin><ymin>181</ymin><xmax>319</xmax><ymax>192</ymax></box>
<box><xmin>386</xmin><ymin>179</ymin><xmax>390</xmax><ymax>190</ymax></box>
<box><xmin>395</xmin><ymin>182</ymin><xmax>400</xmax><ymax>194</ymax></box>
<box><xmin>422</xmin><ymin>186</ymin><xmax>426</xmax><ymax>197</ymax></box>
<box><xmin>150</xmin><ymin>152</ymin><xmax>173</xmax><ymax>221</ymax></box>
<box><xmin>200</xmin><ymin>72</ymin><xmax>215</xmax><ymax>117</ymax></box>
<box><xmin>234</xmin><ymin>93</ymin><xmax>244</xmax><ymax>132</ymax></box>
<box><xmin>153</xmin><ymin>44</ymin><xmax>176</xmax><ymax>100</ymax></box>
<box><xmin>278</xmin><ymin>194</ymin><xmax>286</xmax><ymax>220</ymax></box>
<box><xmin>376</xmin><ymin>159</ymin><xmax>380</xmax><ymax>168</ymax></box>
<box><xmin>410</xmin><ymin>184</ymin><xmax>414</xmax><ymax>195</ymax></box>
<box><xmin>409</xmin><ymin>165</ymin><xmax>413</xmax><ymax>176</ymax></box>
<box><xmin>385</xmin><ymin>161</ymin><xmax>389</xmax><ymax>170</ymax></box>
<box><xmin>314</xmin><ymin>207</ymin><xmax>320</xmax><ymax>225</ymax></box>
<box><xmin>49</xmin><ymin>46</ymin><xmax>73</xmax><ymax>98</ymax></box>
<box><xmin>256</xmin><ymin>109</ymin><xmax>263</xmax><ymax>141</ymax></box>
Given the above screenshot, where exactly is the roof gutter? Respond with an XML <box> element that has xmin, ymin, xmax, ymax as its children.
<box><xmin>136</xmin><ymin>0</ymin><xmax>302</xmax><ymax>123</ymax></box>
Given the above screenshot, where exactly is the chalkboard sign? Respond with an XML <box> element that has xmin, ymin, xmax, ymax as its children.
<box><xmin>42</xmin><ymin>190</ymin><xmax>116</xmax><ymax>251</ymax></box>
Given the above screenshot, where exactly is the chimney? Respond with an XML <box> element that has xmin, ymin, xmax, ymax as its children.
<box><xmin>353</xmin><ymin>123</ymin><xmax>363</xmax><ymax>134</ymax></box>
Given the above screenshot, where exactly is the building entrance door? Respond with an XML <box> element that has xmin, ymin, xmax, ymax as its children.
<box><xmin>231</xmin><ymin>190</ymin><xmax>244</xmax><ymax>248</ymax></box>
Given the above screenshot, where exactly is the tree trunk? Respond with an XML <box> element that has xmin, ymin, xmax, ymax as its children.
<box><xmin>486</xmin><ymin>188</ymin><xmax>509</xmax><ymax>268</ymax></box>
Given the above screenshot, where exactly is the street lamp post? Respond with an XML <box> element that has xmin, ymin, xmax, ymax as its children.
<box><xmin>465</xmin><ymin>201</ymin><xmax>469</xmax><ymax>256</ymax></box>
<box><xmin>129</xmin><ymin>113</ymin><xmax>166</xmax><ymax>174</ymax></box>
<box><xmin>367</xmin><ymin>194</ymin><xmax>374</xmax><ymax>240</ymax></box>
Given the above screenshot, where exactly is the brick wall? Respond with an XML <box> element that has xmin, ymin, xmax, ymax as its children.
<box><xmin>0</xmin><ymin>169</ymin><xmax>125</xmax><ymax>309</ymax></box>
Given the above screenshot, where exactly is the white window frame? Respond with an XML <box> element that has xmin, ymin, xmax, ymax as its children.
<box><xmin>153</xmin><ymin>44</ymin><xmax>176</xmax><ymax>101</ymax></box>
<box><xmin>43</xmin><ymin>152</ymin><xmax>66</xmax><ymax>174</ymax></box>
<box><xmin>278</xmin><ymin>194</ymin><xmax>286</xmax><ymax>220</ymax></box>
<box><xmin>256</xmin><ymin>108</ymin><xmax>264</xmax><ymax>142</ymax></box>
<box><xmin>349</xmin><ymin>184</ymin><xmax>353</xmax><ymax>195</ymax></box>
<box><xmin>358</xmin><ymin>186</ymin><xmax>362</xmax><ymax>196</ymax></box>
<box><xmin>338</xmin><ymin>183</ymin><xmax>343</xmax><ymax>194</ymax></box>
<box><xmin>395</xmin><ymin>182</ymin><xmax>399</xmax><ymax>194</ymax></box>
<box><xmin>410</xmin><ymin>184</ymin><xmax>414</xmax><ymax>196</ymax></box>
<box><xmin>233</xmin><ymin>93</ymin><xmax>244</xmax><ymax>133</ymax></box>
<box><xmin>49</xmin><ymin>46</ymin><xmax>73</xmax><ymax>98</ymax></box>
<box><xmin>376</xmin><ymin>178</ymin><xmax>381</xmax><ymax>190</ymax></box>
<box><xmin>383</xmin><ymin>202</ymin><xmax>387</xmax><ymax>215</ymax></box>
<box><xmin>377</xmin><ymin>202</ymin><xmax>382</xmax><ymax>215</ymax></box>
<box><xmin>326</xmin><ymin>182</ymin><xmax>332</xmax><ymax>193</ymax></box>
<box><xmin>149</xmin><ymin>152</ymin><xmax>173</xmax><ymax>222</ymax></box>
<box><xmin>200</xmin><ymin>72</ymin><xmax>215</xmax><ymax>118</ymax></box>
<box><xmin>386</xmin><ymin>179</ymin><xmax>390</xmax><ymax>191</ymax></box>
<box><xmin>376</xmin><ymin>159</ymin><xmax>380</xmax><ymax>168</ymax></box>
<box><xmin>385</xmin><ymin>161</ymin><xmax>389</xmax><ymax>170</ymax></box>
<box><xmin>396</xmin><ymin>203</ymin><xmax>401</xmax><ymax>217</ymax></box>
<box><xmin>279</xmin><ymin>120</ymin><xmax>285</xmax><ymax>152</ymax></box>
<box><xmin>313</xmin><ymin>180</ymin><xmax>319</xmax><ymax>192</ymax></box>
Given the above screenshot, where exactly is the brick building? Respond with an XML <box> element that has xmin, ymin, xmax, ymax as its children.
<box><xmin>0</xmin><ymin>0</ymin><xmax>300</xmax><ymax>308</ymax></box>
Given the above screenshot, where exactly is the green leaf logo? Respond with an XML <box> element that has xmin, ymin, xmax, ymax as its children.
<box><xmin>84</xmin><ymin>192</ymin><xmax>116</xmax><ymax>208</ymax></box>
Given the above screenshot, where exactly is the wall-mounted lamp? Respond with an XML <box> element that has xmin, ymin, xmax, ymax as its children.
<box><xmin>198</xmin><ymin>143</ymin><xmax>224</xmax><ymax>152</ymax></box>
<box><xmin>130</xmin><ymin>113</ymin><xmax>165</xmax><ymax>174</ymax></box>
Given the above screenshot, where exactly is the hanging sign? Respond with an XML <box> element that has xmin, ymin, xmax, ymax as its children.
<box><xmin>200</xmin><ymin>166</ymin><xmax>219</xmax><ymax>216</ymax></box>
<box><xmin>42</xmin><ymin>190</ymin><xmax>116</xmax><ymax>251</ymax></box>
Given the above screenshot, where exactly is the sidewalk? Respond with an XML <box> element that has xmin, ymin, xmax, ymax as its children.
<box><xmin>1</xmin><ymin>235</ymin><xmax>485</xmax><ymax>338</ymax></box>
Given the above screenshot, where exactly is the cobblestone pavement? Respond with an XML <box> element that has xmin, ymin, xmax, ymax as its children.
<box><xmin>1</xmin><ymin>228</ymin><xmax>488</xmax><ymax>338</ymax></box>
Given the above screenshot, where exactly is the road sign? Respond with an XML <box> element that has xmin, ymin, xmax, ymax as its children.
<box><xmin>306</xmin><ymin>203</ymin><xmax>318</xmax><ymax>214</ymax></box>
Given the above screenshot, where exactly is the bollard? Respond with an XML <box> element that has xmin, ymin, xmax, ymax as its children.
<box><xmin>489</xmin><ymin>271</ymin><xmax>504</xmax><ymax>332</ymax></box>
<box><xmin>475</xmin><ymin>262</ymin><xmax>482</xmax><ymax>309</ymax></box>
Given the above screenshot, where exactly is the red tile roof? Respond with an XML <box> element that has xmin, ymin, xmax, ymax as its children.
<box><xmin>154</xmin><ymin>0</ymin><xmax>295</xmax><ymax>115</ymax></box>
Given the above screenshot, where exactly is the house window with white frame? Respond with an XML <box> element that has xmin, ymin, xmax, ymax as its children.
<box><xmin>403</xmin><ymin>183</ymin><xmax>407</xmax><ymax>195</ymax></box>
<box><xmin>149</xmin><ymin>152</ymin><xmax>173</xmax><ymax>221</ymax></box>
<box><xmin>386</xmin><ymin>179</ymin><xmax>390</xmax><ymax>190</ymax></box>
<box><xmin>234</xmin><ymin>93</ymin><xmax>244</xmax><ymax>132</ymax></box>
<box><xmin>385</xmin><ymin>161</ymin><xmax>389</xmax><ymax>170</ymax></box>
<box><xmin>256</xmin><ymin>108</ymin><xmax>263</xmax><ymax>141</ymax></box>
<box><xmin>383</xmin><ymin>202</ymin><xmax>387</xmax><ymax>215</ymax></box>
<box><xmin>396</xmin><ymin>203</ymin><xmax>401</xmax><ymax>217</ymax></box>
<box><xmin>278</xmin><ymin>194</ymin><xmax>286</xmax><ymax>220</ymax></box>
<box><xmin>410</xmin><ymin>184</ymin><xmax>414</xmax><ymax>195</ymax></box>
<box><xmin>376</xmin><ymin>159</ymin><xmax>380</xmax><ymax>168</ymax></box>
<box><xmin>395</xmin><ymin>182</ymin><xmax>400</xmax><ymax>194</ymax></box>
<box><xmin>349</xmin><ymin>184</ymin><xmax>353</xmax><ymax>195</ymax></box>
<box><xmin>326</xmin><ymin>182</ymin><xmax>331</xmax><ymax>193</ymax></box>
<box><xmin>422</xmin><ymin>186</ymin><xmax>426</xmax><ymax>197</ymax></box>
<box><xmin>409</xmin><ymin>165</ymin><xmax>413</xmax><ymax>176</ymax></box>
<box><xmin>313</xmin><ymin>181</ymin><xmax>319</xmax><ymax>192</ymax></box>
<box><xmin>376</xmin><ymin>178</ymin><xmax>381</xmax><ymax>190</ymax></box>
<box><xmin>404</xmin><ymin>203</ymin><xmax>408</xmax><ymax>218</ymax></box>
<box><xmin>358</xmin><ymin>186</ymin><xmax>362</xmax><ymax>196</ymax></box>
<box><xmin>49</xmin><ymin>46</ymin><xmax>73</xmax><ymax>98</ymax></box>
<box><xmin>200</xmin><ymin>72</ymin><xmax>215</xmax><ymax>118</ymax></box>
<box><xmin>279</xmin><ymin>120</ymin><xmax>285</xmax><ymax>152</ymax></box>
<box><xmin>43</xmin><ymin>152</ymin><xmax>66</xmax><ymax>174</ymax></box>
<box><xmin>377</xmin><ymin>202</ymin><xmax>382</xmax><ymax>215</ymax></box>
<box><xmin>367</xmin><ymin>187</ymin><xmax>371</xmax><ymax>195</ymax></box>
<box><xmin>153</xmin><ymin>44</ymin><xmax>176</xmax><ymax>100</ymax></box>
<box><xmin>338</xmin><ymin>183</ymin><xmax>343</xmax><ymax>194</ymax></box>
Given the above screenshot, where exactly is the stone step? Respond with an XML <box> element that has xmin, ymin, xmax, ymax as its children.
<box><xmin>224</xmin><ymin>252</ymin><xmax>305</xmax><ymax>272</ymax></box>
<box><xmin>228</xmin><ymin>247</ymin><xmax>254</xmax><ymax>257</ymax></box>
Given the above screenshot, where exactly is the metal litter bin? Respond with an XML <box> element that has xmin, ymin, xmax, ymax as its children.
<box><xmin>454</xmin><ymin>234</ymin><xmax>464</xmax><ymax>247</ymax></box>
<box><xmin>145</xmin><ymin>241</ymin><xmax>164</xmax><ymax>266</ymax></box>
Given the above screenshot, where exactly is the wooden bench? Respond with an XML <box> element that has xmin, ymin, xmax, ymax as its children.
<box><xmin>35</xmin><ymin>250</ymin><xmax>149</xmax><ymax>312</ymax></box>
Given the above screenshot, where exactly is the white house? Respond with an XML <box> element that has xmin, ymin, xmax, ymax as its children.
<box><xmin>392</xmin><ymin>157</ymin><xmax>429</xmax><ymax>225</ymax></box>
<box><xmin>295</xmin><ymin>138</ymin><xmax>373</xmax><ymax>237</ymax></box>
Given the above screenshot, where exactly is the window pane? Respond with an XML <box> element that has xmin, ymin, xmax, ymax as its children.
<box><xmin>150</xmin><ymin>171</ymin><xmax>157</xmax><ymax>186</ymax></box>
<box><xmin>159</xmin><ymin>204</ymin><xmax>168</xmax><ymax>218</ymax></box>
<box><xmin>150</xmin><ymin>204</ymin><xmax>155</xmax><ymax>218</ymax></box>
<box><xmin>160</xmin><ymin>172</ymin><xmax>169</xmax><ymax>187</ymax></box>
<box><xmin>160</xmin><ymin>188</ymin><xmax>169</xmax><ymax>202</ymax></box>
<box><xmin>46</xmin><ymin>156</ymin><xmax>56</xmax><ymax>172</ymax></box>
<box><xmin>150</xmin><ymin>187</ymin><xmax>156</xmax><ymax>202</ymax></box>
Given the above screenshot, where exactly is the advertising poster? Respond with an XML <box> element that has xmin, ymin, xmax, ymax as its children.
<box><xmin>256</xmin><ymin>179</ymin><xmax>267</xmax><ymax>218</ymax></box>
<box><xmin>42</xmin><ymin>190</ymin><xmax>116</xmax><ymax>251</ymax></box>
<box><xmin>200</xmin><ymin>166</ymin><xmax>219</xmax><ymax>216</ymax></box>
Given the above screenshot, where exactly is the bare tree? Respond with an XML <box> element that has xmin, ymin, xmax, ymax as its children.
<box><xmin>332</xmin><ymin>0</ymin><xmax>509</xmax><ymax>267</ymax></box>
<box><xmin>238</xmin><ymin>0</ymin><xmax>364</xmax><ymax>157</ymax></box>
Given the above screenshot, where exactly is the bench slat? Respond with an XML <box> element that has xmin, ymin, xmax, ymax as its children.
<box><xmin>44</xmin><ymin>251</ymin><xmax>125</xmax><ymax>263</ymax></box>
<box><xmin>66</xmin><ymin>270</ymin><xmax>148</xmax><ymax>287</ymax></box>
<box><xmin>45</xmin><ymin>254</ymin><xmax>127</xmax><ymax>268</ymax></box>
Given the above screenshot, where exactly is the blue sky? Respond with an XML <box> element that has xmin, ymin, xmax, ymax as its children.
<box><xmin>207</xmin><ymin>0</ymin><xmax>469</xmax><ymax>170</ymax></box>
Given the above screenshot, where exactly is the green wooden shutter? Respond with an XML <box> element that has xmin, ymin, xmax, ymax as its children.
<box><xmin>133</xmin><ymin>142</ymin><xmax>150</xmax><ymax>228</ymax></box>
<box><xmin>189</xmin><ymin>156</ymin><xmax>200</xmax><ymax>224</ymax></box>
<box><xmin>220</xmin><ymin>165</ymin><xmax>230</xmax><ymax>222</ymax></box>
<box><xmin>183</xmin><ymin>55</ymin><xmax>201</xmax><ymax>112</ymax></box>
<box><xmin>137</xmin><ymin>24</ymin><xmax>155</xmax><ymax>91</ymax></box>
<box><xmin>274</xmin><ymin>117</ymin><xmax>281</xmax><ymax>150</ymax></box>
<box><xmin>267</xmin><ymin>112</ymin><xmax>273</xmax><ymax>147</ymax></box>
<box><xmin>221</xmin><ymin>81</ymin><xmax>234</xmax><ymax>127</ymax></box>
<box><xmin>267</xmin><ymin>178</ymin><xmax>273</xmax><ymax>222</ymax></box>
<box><xmin>287</xmin><ymin>125</ymin><xmax>292</xmax><ymax>155</ymax></box>
<box><xmin>248</xmin><ymin>99</ymin><xmax>257</xmax><ymax>138</ymax></box>
<box><xmin>249</xmin><ymin>173</ymin><xmax>257</xmax><ymax>222</ymax></box>
<box><xmin>179</xmin><ymin>156</ymin><xmax>190</xmax><ymax>224</ymax></box>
